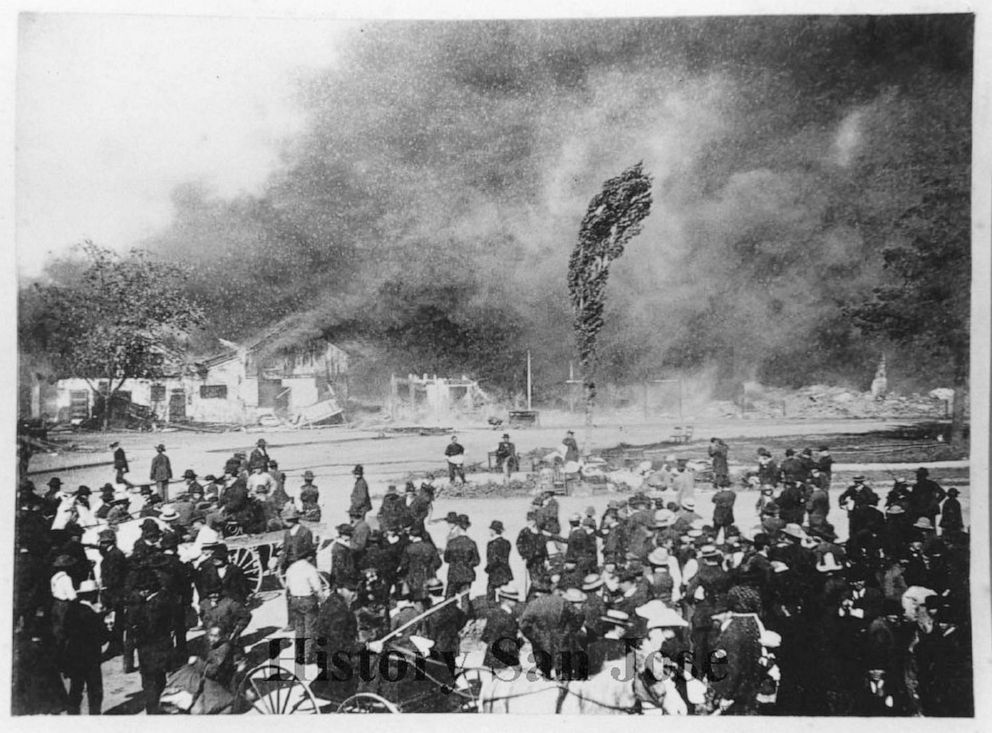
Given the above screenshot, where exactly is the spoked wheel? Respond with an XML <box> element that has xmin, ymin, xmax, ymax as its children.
<box><xmin>238</xmin><ymin>663</ymin><xmax>321</xmax><ymax>715</ymax></box>
<box><xmin>453</xmin><ymin>667</ymin><xmax>484</xmax><ymax>713</ymax></box>
<box><xmin>229</xmin><ymin>546</ymin><xmax>264</xmax><ymax>595</ymax></box>
<box><xmin>336</xmin><ymin>692</ymin><xmax>400</xmax><ymax>714</ymax></box>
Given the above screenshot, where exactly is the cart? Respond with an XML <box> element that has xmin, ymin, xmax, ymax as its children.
<box><xmin>234</xmin><ymin>650</ymin><xmax>485</xmax><ymax>714</ymax></box>
<box><xmin>222</xmin><ymin>520</ymin><xmax>331</xmax><ymax>595</ymax></box>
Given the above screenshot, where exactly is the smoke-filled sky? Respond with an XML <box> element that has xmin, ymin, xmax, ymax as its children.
<box><xmin>17</xmin><ymin>11</ymin><xmax>974</xmax><ymax>395</ymax></box>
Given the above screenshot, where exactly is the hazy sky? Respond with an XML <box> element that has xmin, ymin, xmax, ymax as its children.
<box><xmin>15</xmin><ymin>13</ymin><xmax>355</xmax><ymax>277</ymax></box>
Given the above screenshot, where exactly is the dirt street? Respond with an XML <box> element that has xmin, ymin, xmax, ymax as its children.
<box><xmin>27</xmin><ymin>416</ymin><xmax>970</xmax><ymax>714</ymax></box>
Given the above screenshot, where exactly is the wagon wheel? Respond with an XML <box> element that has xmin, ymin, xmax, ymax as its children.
<box><xmin>453</xmin><ymin>667</ymin><xmax>484</xmax><ymax>713</ymax></box>
<box><xmin>237</xmin><ymin>662</ymin><xmax>321</xmax><ymax>715</ymax></box>
<box><xmin>336</xmin><ymin>692</ymin><xmax>400</xmax><ymax>714</ymax></box>
<box><xmin>229</xmin><ymin>546</ymin><xmax>264</xmax><ymax>595</ymax></box>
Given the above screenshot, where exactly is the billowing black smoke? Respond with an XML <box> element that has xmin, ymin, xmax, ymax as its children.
<box><xmin>141</xmin><ymin>16</ymin><xmax>971</xmax><ymax>398</ymax></box>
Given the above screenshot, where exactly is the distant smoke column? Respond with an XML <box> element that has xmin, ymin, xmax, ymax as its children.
<box><xmin>870</xmin><ymin>355</ymin><xmax>888</xmax><ymax>402</ymax></box>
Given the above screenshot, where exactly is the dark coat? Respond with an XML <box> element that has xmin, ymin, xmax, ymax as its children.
<box><xmin>910</xmin><ymin>478</ymin><xmax>946</xmax><ymax>520</ymax></box>
<box><xmin>377</xmin><ymin>494</ymin><xmax>412</xmax><ymax>532</ymax></box>
<box><xmin>62</xmin><ymin>601</ymin><xmax>111</xmax><ymax>674</ymax></box>
<box><xmin>711</xmin><ymin>616</ymin><xmax>764</xmax><ymax>712</ymax></box>
<box><xmin>113</xmin><ymin>447</ymin><xmax>130</xmax><ymax>472</ymax></box>
<box><xmin>100</xmin><ymin>546</ymin><xmax>129</xmax><ymax>605</ymax></box>
<box><xmin>485</xmin><ymin>536</ymin><xmax>513</xmax><ymax>587</ymax></box>
<box><xmin>601</xmin><ymin>524</ymin><xmax>628</xmax><ymax>565</ymax></box>
<box><xmin>248</xmin><ymin>447</ymin><xmax>269</xmax><ymax>471</ymax></box>
<box><xmin>515</xmin><ymin>527</ymin><xmax>548</xmax><ymax>569</ymax></box>
<box><xmin>565</xmin><ymin>527</ymin><xmax>597</xmax><ymax>573</ymax></box>
<box><xmin>777</xmin><ymin>483</ymin><xmax>806</xmax><ymax>525</ymax></box>
<box><xmin>709</xmin><ymin>440</ymin><xmax>730</xmax><ymax>485</ymax></box>
<box><xmin>350</xmin><ymin>477</ymin><xmax>372</xmax><ymax>515</ymax></box>
<box><xmin>315</xmin><ymin>592</ymin><xmax>359</xmax><ymax>657</ymax></box>
<box><xmin>280</xmin><ymin>525</ymin><xmax>315</xmax><ymax>571</ymax></box>
<box><xmin>423</xmin><ymin>601</ymin><xmax>467</xmax><ymax>654</ymax></box>
<box><xmin>400</xmin><ymin>540</ymin><xmax>442</xmax><ymax>600</ymax></box>
<box><xmin>150</xmin><ymin>453</ymin><xmax>172</xmax><ymax>482</ymax></box>
<box><xmin>444</xmin><ymin>535</ymin><xmax>480</xmax><ymax>586</ymax></box>
<box><xmin>330</xmin><ymin>541</ymin><xmax>357</xmax><ymax>589</ymax></box>
<box><xmin>197</xmin><ymin>562</ymin><xmax>250</xmax><ymax>604</ymax></box>
<box><xmin>482</xmin><ymin>606</ymin><xmax>520</xmax><ymax>668</ymax></box>
<box><xmin>712</xmin><ymin>489</ymin><xmax>737</xmax><ymax>527</ymax></box>
<box><xmin>518</xmin><ymin>594</ymin><xmax>572</xmax><ymax>659</ymax></box>
<box><xmin>939</xmin><ymin>496</ymin><xmax>963</xmax><ymax>531</ymax></box>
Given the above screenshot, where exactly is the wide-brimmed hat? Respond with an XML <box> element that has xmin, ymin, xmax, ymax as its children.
<box><xmin>78</xmin><ymin>579</ymin><xmax>99</xmax><ymax>594</ymax></box>
<box><xmin>852</xmin><ymin>475</ymin><xmax>866</xmax><ymax>482</ymax></box>
<box><xmin>886</xmin><ymin>504</ymin><xmax>906</xmax><ymax>515</ymax></box>
<box><xmin>155</xmin><ymin>444</ymin><xmax>166</xmax><ymax>451</ymax></box>
<box><xmin>816</xmin><ymin>552</ymin><xmax>845</xmax><ymax>573</ymax></box>
<box><xmin>581</xmin><ymin>574</ymin><xmax>603</xmax><ymax>591</ymax></box>
<box><xmin>946</xmin><ymin>487</ymin><xmax>960</xmax><ymax>497</ymax></box>
<box><xmin>112</xmin><ymin>496</ymin><xmax>130</xmax><ymax>506</ymax></box>
<box><xmin>771</xmin><ymin>560</ymin><xmax>790</xmax><ymax>573</ymax></box>
<box><xmin>203</xmin><ymin>474</ymin><xmax>218</xmax><ymax>482</ymax></box>
<box><xmin>699</xmin><ymin>544</ymin><xmax>722</xmax><ymax>559</ymax></box>
<box><xmin>681</xmin><ymin>498</ymin><xmax>695</xmax><ymax>511</ymax></box>
<box><xmin>653</xmin><ymin>509</ymin><xmax>676</xmax><ymax>528</ymax></box>
<box><xmin>780</xmin><ymin>523</ymin><xmax>807</xmax><ymax>540</ymax></box>
<box><xmin>53</xmin><ymin>554</ymin><xmax>76</xmax><ymax>568</ymax></box>
<box><xmin>497</xmin><ymin>586</ymin><xmax>520</xmax><ymax>601</ymax></box>
<box><xmin>457</xmin><ymin>514</ymin><xmax>471</xmax><ymax>529</ymax></box>
<box><xmin>426</xmin><ymin>578</ymin><xmax>444</xmax><ymax>593</ymax></box>
<box><xmin>210</xmin><ymin>543</ymin><xmax>229</xmax><ymax>557</ymax></box>
<box><xmin>444</xmin><ymin>511</ymin><xmax>459</xmax><ymax>524</ymax></box>
<box><xmin>636</xmin><ymin>600</ymin><xmax>688</xmax><ymax>628</ymax></box>
<box><xmin>489</xmin><ymin>520</ymin><xmax>504</xmax><ymax>533</ymax></box>
<box><xmin>76</xmin><ymin>485</ymin><xmax>91</xmax><ymax>496</ymax></box>
<box><xmin>913</xmin><ymin>517</ymin><xmax>934</xmax><ymax>530</ymax></box>
<box><xmin>98</xmin><ymin>529</ymin><xmax>117</xmax><ymax>543</ymax></box>
<box><xmin>47</xmin><ymin>477</ymin><xmax>62</xmax><ymax>487</ymax></box>
<box><xmin>282</xmin><ymin>504</ymin><xmax>301</xmax><ymax>521</ymax></box>
<box><xmin>600</xmin><ymin>609</ymin><xmax>632</xmax><ymax>627</ymax></box>
<box><xmin>158</xmin><ymin>506</ymin><xmax>179</xmax><ymax>522</ymax></box>
<box><xmin>562</xmin><ymin>588</ymin><xmax>586</xmax><ymax>603</ymax></box>
<box><xmin>183</xmin><ymin>469</ymin><xmax>197</xmax><ymax>479</ymax></box>
<box><xmin>647</xmin><ymin>547</ymin><xmax>671</xmax><ymax>566</ymax></box>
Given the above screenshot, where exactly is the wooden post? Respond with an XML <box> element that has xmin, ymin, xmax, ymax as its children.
<box><xmin>526</xmin><ymin>351</ymin><xmax>533</xmax><ymax>411</ymax></box>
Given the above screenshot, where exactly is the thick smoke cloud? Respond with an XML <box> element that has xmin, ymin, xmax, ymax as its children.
<box><xmin>142</xmin><ymin>16</ymin><xmax>972</xmax><ymax>399</ymax></box>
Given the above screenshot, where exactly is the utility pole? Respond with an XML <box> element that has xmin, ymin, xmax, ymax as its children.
<box><xmin>526</xmin><ymin>350</ymin><xmax>533</xmax><ymax>411</ymax></box>
<box><xmin>565</xmin><ymin>362</ymin><xmax>583</xmax><ymax>414</ymax></box>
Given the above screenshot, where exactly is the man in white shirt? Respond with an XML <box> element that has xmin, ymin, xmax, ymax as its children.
<box><xmin>284</xmin><ymin>548</ymin><xmax>326</xmax><ymax>669</ymax></box>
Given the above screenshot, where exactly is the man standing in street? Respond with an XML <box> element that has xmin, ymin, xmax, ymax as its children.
<box><xmin>816</xmin><ymin>446</ymin><xmax>834</xmax><ymax>489</ymax></box>
<box><xmin>249</xmin><ymin>439</ymin><xmax>270</xmax><ymax>471</ymax></box>
<box><xmin>445</xmin><ymin>436</ymin><xmax>467</xmax><ymax>485</ymax></box>
<box><xmin>111</xmin><ymin>442</ymin><xmax>132</xmax><ymax>487</ymax></box>
<box><xmin>129</xmin><ymin>570</ymin><xmax>175</xmax><ymax>714</ymax></box>
<box><xmin>278</xmin><ymin>504</ymin><xmax>314</xmax><ymax>631</ymax></box>
<box><xmin>709</xmin><ymin>438</ymin><xmax>731</xmax><ymax>488</ymax></box>
<box><xmin>443</xmin><ymin>514</ymin><xmax>480</xmax><ymax>600</ymax></box>
<box><xmin>350</xmin><ymin>465</ymin><xmax>372</xmax><ymax>519</ymax></box>
<box><xmin>63</xmin><ymin>580</ymin><xmax>111</xmax><ymax>714</ymax></box>
<box><xmin>284</xmin><ymin>547</ymin><xmax>326</xmax><ymax>673</ymax></box>
<box><xmin>150</xmin><ymin>444</ymin><xmax>172</xmax><ymax>502</ymax></box>
<box><xmin>485</xmin><ymin>520</ymin><xmax>513</xmax><ymax>601</ymax></box>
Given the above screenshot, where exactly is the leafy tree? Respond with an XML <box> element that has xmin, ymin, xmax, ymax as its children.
<box><xmin>25</xmin><ymin>242</ymin><xmax>203</xmax><ymax>429</ymax></box>
<box><xmin>568</xmin><ymin>162</ymin><xmax>653</xmax><ymax>443</ymax></box>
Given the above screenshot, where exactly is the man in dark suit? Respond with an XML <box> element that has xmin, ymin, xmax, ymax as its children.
<box><xmin>349</xmin><ymin>464</ymin><xmax>372</xmax><ymax>519</ymax></box>
<box><xmin>482</xmin><ymin>587</ymin><xmax>522</xmax><ymax>669</ymax></box>
<box><xmin>63</xmin><ymin>580</ymin><xmax>112</xmax><ymax>714</ymax></box>
<box><xmin>248</xmin><ymin>439</ymin><xmax>269</xmax><ymax>471</ymax></box>
<box><xmin>129</xmin><ymin>570</ymin><xmax>176</xmax><ymax>714</ymax></box>
<box><xmin>424</xmin><ymin>578</ymin><xmax>467</xmax><ymax>661</ymax></box>
<box><xmin>330</xmin><ymin>524</ymin><xmax>358</xmax><ymax>590</ymax></box>
<box><xmin>150</xmin><ymin>444</ymin><xmax>173</xmax><ymax>501</ymax></box>
<box><xmin>444</xmin><ymin>515</ymin><xmax>480</xmax><ymax>600</ymax></box>
<box><xmin>98</xmin><ymin>529</ymin><xmax>129</xmax><ymax>659</ymax></box>
<box><xmin>399</xmin><ymin>527</ymin><xmax>442</xmax><ymax>602</ymax></box>
<box><xmin>279</xmin><ymin>504</ymin><xmax>315</xmax><ymax>630</ymax></box>
<box><xmin>314</xmin><ymin>584</ymin><xmax>359</xmax><ymax>685</ymax></box>
<box><xmin>111</xmin><ymin>442</ymin><xmax>132</xmax><ymax>486</ymax></box>
<box><xmin>485</xmin><ymin>520</ymin><xmax>513</xmax><ymax>601</ymax></box>
<box><xmin>197</xmin><ymin>544</ymin><xmax>249</xmax><ymax>605</ymax></box>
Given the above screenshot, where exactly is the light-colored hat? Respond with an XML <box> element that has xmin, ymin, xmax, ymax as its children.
<box><xmin>497</xmin><ymin>586</ymin><xmax>520</xmax><ymax>601</ymax></box>
<box><xmin>913</xmin><ymin>517</ymin><xmax>934</xmax><ymax>530</ymax></box>
<box><xmin>699</xmin><ymin>544</ymin><xmax>721</xmax><ymax>559</ymax></box>
<box><xmin>158</xmin><ymin>506</ymin><xmax>179</xmax><ymax>522</ymax></box>
<box><xmin>653</xmin><ymin>509</ymin><xmax>676</xmax><ymax>528</ymax></box>
<box><xmin>771</xmin><ymin>560</ymin><xmax>790</xmax><ymax>573</ymax></box>
<box><xmin>816</xmin><ymin>552</ymin><xmax>845</xmax><ymax>573</ymax></box>
<box><xmin>78</xmin><ymin>580</ymin><xmax>99</xmax><ymax>594</ymax></box>
<box><xmin>647</xmin><ymin>547</ymin><xmax>671</xmax><ymax>566</ymax></box>
<box><xmin>581</xmin><ymin>574</ymin><xmax>603</xmax><ymax>591</ymax></box>
<box><xmin>562</xmin><ymin>588</ymin><xmax>586</xmax><ymax>603</ymax></box>
<box><xmin>681</xmin><ymin>499</ymin><xmax>696</xmax><ymax>510</ymax></box>
<box><xmin>636</xmin><ymin>600</ymin><xmax>688</xmax><ymax>629</ymax></box>
<box><xmin>886</xmin><ymin>504</ymin><xmax>906</xmax><ymax>515</ymax></box>
<box><xmin>600</xmin><ymin>609</ymin><xmax>632</xmax><ymax>627</ymax></box>
<box><xmin>780</xmin><ymin>523</ymin><xmax>807</xmax><ymax>540</ymax></box>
